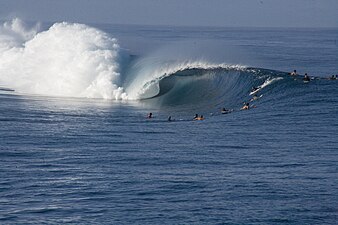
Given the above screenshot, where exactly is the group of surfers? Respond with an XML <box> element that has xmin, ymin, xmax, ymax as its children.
<box><xmin>148</xmin><ymin>113</ymin><xmax>205</xmax><ymax>121</ymax></box>
<box><xmin>147</xmin><ymin>87</ymin><xmax>259</xmax><ymax>121</ymax></box>
<box><xmin>289</xmin><ymin>69</ymin><xmax>337</xmax><ymax>81</ymax></box>
<box><xmin>147</xmin><ymin>101</ymin><xmax>255</xmax><ymax>121</ymax></box>
<box><xmin>290</xmin><ymin>69</ymin><xmax>310</xmax><ymax>82</ymax></box>
<box><xmin>146</xmin><ymin>69</ymin><xmax>337</xmax><ymax>121</ymax></box>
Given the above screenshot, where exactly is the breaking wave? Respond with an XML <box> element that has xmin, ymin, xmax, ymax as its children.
<box><xmin>135</xmin><ymin>65</ymin><xmax>285</xmax><ymax>110</ymax></box>
<box><xmin>0</xmin><ymin>19</ymin><xmax>287</xmax><ymax>108</ymax></box>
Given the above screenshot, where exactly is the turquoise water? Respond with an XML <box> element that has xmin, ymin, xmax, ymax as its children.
<box><xmin>0</xmin><ymin>23</ymin><xmax>337</xmax><ymax>224</ymax></box>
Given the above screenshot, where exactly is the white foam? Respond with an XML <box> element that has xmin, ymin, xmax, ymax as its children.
<box><xmin>250</xmin><ymin>76</ymin><xmax>283</xmax><ymax>95</ymax></box>
<box><xmin>260</xmin><ymin>77</ymin><xmax>283</xmax><ymax>89</ymax></box>
<box><xmin>0</xmin><ymin>18</ymin><xmax>40</xmax><ymax>50</ymax></box>
<box><xmin>0</xmin><ymin>19</ymin><xmax>128</xmax><ymax>100</ymax></box>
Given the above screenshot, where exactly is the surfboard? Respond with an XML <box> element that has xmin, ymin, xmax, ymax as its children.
<box><xmin>250</xmin><ymin>88</ymin><xmax>261</xmax><ymax>95</ymax></box>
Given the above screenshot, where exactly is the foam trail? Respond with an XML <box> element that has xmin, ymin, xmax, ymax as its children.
<box><xmin>0</xmin><ymin>19</ymin><xmax>128</xmax><ymax>100</ymax></box>
<box><xmin>250</xmin><ymin>76</ymin><xmax>283</xmax><ymax>95</ymax></box>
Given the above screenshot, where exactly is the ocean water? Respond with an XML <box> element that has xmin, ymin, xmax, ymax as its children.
<box><xmin>0</xmin><ymin>19</ymin><xmax>337</xmax><ymax>224</ymax></box>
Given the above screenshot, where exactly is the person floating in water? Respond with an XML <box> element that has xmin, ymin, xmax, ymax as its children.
<box><xmin>147</xmin><ymin>113</ymin><xmax>153</xmax><ymax>118</ymax></box>
<box><xmin>221</xmin><ymin>108</ymin><xmax>232</xmax><ymax>114</ymax></box>
<box><xmin>290</xmin><ymin>70</ymin><xmax>297</xmax><ymax>76</ymax></box>
<box><xmin>250</xmin><ymin>94</ymin><xmax>259</xmax><ymax>102</ymax></box>
<box><xmin>241</xmin><ymin>102</ymin><xmax>250</xmax><ymax>110</ymax></box>
<box><xmin>194</xmin><ymin>115</ymin><xmax>204</xmax><ymax>120</ymax></box>
<box><xmin>329</xmin><ymin>75</ymin><xmax>337</xmax><ymax>80</ymax></box>
<box><xmin>167</xmin><ymin>116</ymin><xmax>173</xmax><ymax>122</ymax></box>
<box><xmin>303</xmin><ymin>73</ymin><xmax>310</xmax><ymax>82</ymax></box>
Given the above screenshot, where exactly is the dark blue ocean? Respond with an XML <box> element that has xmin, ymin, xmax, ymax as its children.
<box><xmin>0</xmin><ymin>22</ymin><xmax>337</xmax><ymax>224</ymax></box>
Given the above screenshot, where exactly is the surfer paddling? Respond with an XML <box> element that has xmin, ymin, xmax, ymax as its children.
<box><xmin>221</xmin><ymin>108</ymin><xmax>232</xmax><ymax>114</ymax></box>
<box><xmin>193</xmin><ymin>114</ymin><xmax>204</xmax><ymax>120</ymax></box>
<box><xmin>329</xmin><ymin>75</ymin><xmax>337</xmax><ymax>80</ymax></box>
<box><xmin>290</xmin><ymin>70</ymin><xmax>298</xmax><ymax>76</ymax></box>
<box><xmin>168</xmin><ymin>116</ymin><xmax>175</xmax><ymax>122</ymax></box>
<box><xmin>250</xmin><ymin>94</ymin><xmax>260</xmax><ymax>102</ymax></box>
<box><xmin>303</xmin><ymin>73</ymin><xmax>310</xmax><ymax>82</ymax></box>
<box><xmin>241</xmin><ymin>102</ymin><xmax>250</xmax><ymax>110</ymax></box>
<box><xmin>195</xmin><ymin>115</ymin><xmax>204</xmax><ymax>120</ymax></box>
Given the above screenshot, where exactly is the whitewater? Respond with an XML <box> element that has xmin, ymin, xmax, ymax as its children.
<box><xmin>0</xmin><ymin>19</ymin><xmax>127</xmax><ymax>99</ymax></box>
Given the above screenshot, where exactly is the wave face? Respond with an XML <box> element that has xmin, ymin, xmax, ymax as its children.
<box><xmin>135</xmin><ymin>65</ymin><xmax>285</xmax><ymax>112</ymax></box>
<box><xmin>0</xmin><ymin>19</ymin><xmax>288</xmax><ymax>108</ymax></box>
<box><xmin>0</xmin><ymin>19</ymin><xmax>127</xmax><ymax>100</ymax></box>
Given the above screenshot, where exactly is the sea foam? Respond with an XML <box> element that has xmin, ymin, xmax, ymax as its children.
<box><xmin>0</xmin><ymin>19</ymin><xmax>128</xmax><ymax>100</ymax></box>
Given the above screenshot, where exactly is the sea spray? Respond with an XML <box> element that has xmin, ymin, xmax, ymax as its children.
<box><xmin>0</xmin><ymin>19</ymin><xmax>128</xmax><ymax>100</ymax></box>
<box><xmin>0</xmin><ymin>18</ymin><xmax>40</xmax><ymax>49</ymax></box>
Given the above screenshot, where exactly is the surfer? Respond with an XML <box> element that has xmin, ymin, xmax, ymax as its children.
<box><xmin>194</xmin><ymin>115</ymin><xmax>204</xmax><ymax>120</ymax></box>
<box><xmin>147</xmin><ymin>113</ymin><xmax>153</xmax><ymax>119</ymax></box>
<box><xmin>193</xmin><ymin>114</ymin><xmax>199</xmax><ymax>120</ymax></box>
<box><xmin>250</xmin><ymin>86</ymin><xmax>261</xmax><ymax>96</ymax></box>
<box><xmin>251</xmin><ymin>87</ymin><xmax>259</xmax><ymax>92</ymax></box>
<box><xmin>221</xmin><ymin>108</ymin><xmax>232</xmax><ymax>114</ymax></box>
<box><xmin>250</xmin><ymin>94</ymin><xmax>259</xmax><ymax>102</ymax></box>
<box><xmin>303</xmin><ymin>73</ymin><xmax>310</xmax><ymax>82</ymax></box>
<box><xmin>241</xmin><ymin>102</ymin><xmax>250</xmax><ymax>110</ymax></box>
<box><xmin>168</xmin><ymin>116</ymin><xmax>173</xmax><ymax>121</ymax></box>
<box><xmin>329</xmin><ymin>75</ymin><xmax>337</xmax><ymax>80</ymax></box>
<box><xmin>290</xmin><ymin>70</ymin><xmax>297</xmax><ymax>76</ymax></box>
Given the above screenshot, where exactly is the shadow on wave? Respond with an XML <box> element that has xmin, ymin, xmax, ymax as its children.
<box><xmin>140</xmin><ymin>67</ymin><xmax>287</xmax><ymax>112</ymax></box>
